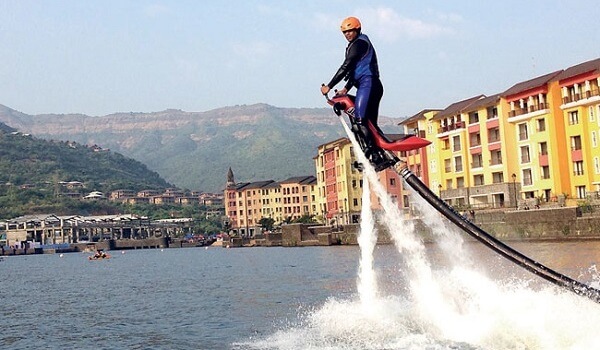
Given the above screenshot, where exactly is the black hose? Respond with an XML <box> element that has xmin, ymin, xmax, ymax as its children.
<box><xmin>397</xmin><ymin>165</ymin><xmax>600</xmax><ymax>303</ymax></box>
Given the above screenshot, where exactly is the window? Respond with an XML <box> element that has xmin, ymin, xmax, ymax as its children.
<box><xmin>541</xmin><ymin>166</ymin><xmax>550</xmax><ymax>179</ymax></box>
<box><xmin>469</xmin><ymin>132</ymin><xmax>481</xmax><ymax>147</ymax></box>
<box><xmin>576</xmin><ymin>186</ymin><xmax>586</xmax><ymax>199</ymax></box>
<box><xmin>571</xmin><ymin>135</ymin><xmax>582</xmax><ymax>151</ymax></box>
<box><xmin>487</xmin><ymin>106</ymin><xmax>498</xmax><ymax>119</ymax></box>
<box><xmin>453</xmin><ymin>135</ymin><xmax>461</xmax><ymax>152</ymax></box>
<box><xmin>574</xmin><ymin>161</ymin><xmax>584</xmax><ymax>176</ymax></box>
<box><xmin>442</xmin><ymin>139</ymin><xmax>450</xmax><ymax>150</ymax></box>
<box><xmin>472</xmin><ymin>153</ymin><xmax>483</xmax><ymax>168</ymax></box>
<box><xmin>539</xmin><ymin>142</ymin><xmax>548</xmax><ymax>156</ymax></box>
<box><xmin>456</xmin><ymin>177</ymin><xmax>465</xmax><ymax>188</ymax></box>
<box><xmin>518</xmin><ymin>123</ymin><xmax>528</xmax><ymax>141</ymax></box>
<box><xmin>468</xmin><ymin>112</ymin><xmax>479</xmax><ymax>124</ymax></box>
<box><xmin>444</xmin><ymin>159</ymin><xmax>452</xmax><ymax>173</ymax></box>
<box><xmin>537</xmin><ymin>118</ymin><xmax>546</xmax><ymax>132</ymax></box>
<box><xmin>590</xmin><ymin>106</ymin><xmax>595</xmax><ymax>122</ymax></box>
<box><xmin>390</xmin><ymin>178</ymin><xmax>396</xmax><ymax>186</ymax></box>
<box><xmin>593</xmin><ymin>131</ymin><xmax>598</xmax><ymax>148</ymax></box>
<box><xmin>520</xmin><ymin>146</ymin><xmax>531</xmax><ymax>163</ymax></box>
<box><xmin>522</xmin><ymin>169</ymin><xmax>533</xmax><ymax>186</ymax></box>
<box><xmin>569</xmin><ymin>111</ymin><xmax>579</xmax><ymax>125</ymax></box>
<box><xmin>492</xmin><ymin>172</ymin><xmax>504</xmax><ymax>183</ymax></box>
<box><xmin>454</xmin><ymin>156</ymin><xmax>463</xmax><ymax>172</ymax></box>
<box><xmin>446</xmin><ymin>179</ymin><xmax>453</xmax><ymax>189</ymax></box>
<box><xmin>473</xmin><ymin>174</ymin><xmax>484</xmax><ymax>186</ymax></box>
<box><xmin>490</xmin><ymin>150</ymin><xmax>502</xmax><ymax>165</ymax></box>
<box><xmin>595</xmin><ymin>157</ymin><xmax>600</xmax><ymax>174</ymax></box>
<box><xmin>488</xmin><ymin>127</ymin><xmax>500</xmax><ymax>142</ymax></box>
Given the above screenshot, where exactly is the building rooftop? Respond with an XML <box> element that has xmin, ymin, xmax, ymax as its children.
<box><xmin>554</xmin><ymin>57</ymin><xmax>600</xmax><ymax>83</ymax></box>
<box><xmin>433</xmin><ymin>95</ymin><xmax>486</xmax><ymax>120</ymax></box>
<box><xmin>502</xmin><ymin>70</ymin><xmax>562</xmax><ymax>98</ymax></box>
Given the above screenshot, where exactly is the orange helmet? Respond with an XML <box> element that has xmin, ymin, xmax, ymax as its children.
<box><xmin>340</xmin><ymin>17</ymin><xmax>361</xmax><ymax>32</ymax></box>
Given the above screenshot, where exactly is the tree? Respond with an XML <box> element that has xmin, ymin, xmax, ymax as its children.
<box><xmin>258</xmin><ymin>217</ymin><xmax>275</xmax><ymax>231</ymax></box>
<box><xmin>292</xmin><ymin>214</ymin><xmax>316</xmax><ymax>224</ymax></box>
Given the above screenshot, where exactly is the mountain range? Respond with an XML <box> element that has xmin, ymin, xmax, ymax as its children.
<box><xmin>0</xmin><ymin>103</ymin><xmax>405</xmax><ymax>192</ymax></box>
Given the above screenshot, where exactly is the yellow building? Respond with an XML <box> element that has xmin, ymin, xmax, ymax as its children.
<box><xmin>503</xmin><ymin>70</ymin><xmax>569</xmax><ymax>204</ymax></box>
<box><xmin>279</xmin><ymin>176</ymin><xmax>317</xmax><ymax>222</ymax></box>
<box><xmin>399</xmin><ymin>109</ymin><xmax>439</xmax><ymax>207</ymax></box>
<box><xmin>417</xmin><ymin>57</ymin><xmax>600</xmax><ymax>209</ymax></box>
<box><xmin>261</xmin><ymin>182</ymin><xmax>282</xmax><ymax>225</ymax></box>
<box><xmin>430</xmin><ymin>95</ymin><xmax>484</xmax><ymax>207</ymax></box>
<box><xmin>555</xmin><ymin>58</ymin><xmax>600</xmax><ymax>198</ymax></box>
<box><xmin>424</xmin><ymin>92</ymin><xmax>524</xmax><ymax>209</ymax></box>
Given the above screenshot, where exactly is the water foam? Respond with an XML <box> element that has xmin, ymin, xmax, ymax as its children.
<box><xmin>239</xmin><ymin>117</ymin><xmax>600</xmax><ymax>349</ymax></box>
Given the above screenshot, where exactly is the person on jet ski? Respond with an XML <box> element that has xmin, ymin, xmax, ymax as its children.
<box><xmin>320</xmin><ymin>16</ymin><xmax>384</xmax><ymax>163</ymax></box>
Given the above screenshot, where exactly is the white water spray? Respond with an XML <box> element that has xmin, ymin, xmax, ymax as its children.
<box><xmin>338</xmin><ymin>117</ymin><xmax>460</xmax><ymax>334</ymax></box>
<box><xmin>356</xmin><ymin>179</ymin><xmax>378</xmax><ymax>305</ymax></box>
<box><xmin>240</xmin><ymin>117</ymin><xmax>600</xmax><ymax>350</ymax></box>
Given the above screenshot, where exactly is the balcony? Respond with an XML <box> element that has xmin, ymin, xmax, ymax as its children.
<box><xmin>563</xmin><ymin>88</ymin><xmax>600</xmax><ymax>104</ymax></box>
<box><xmin>508</xmin><ymin>103</ymin><xmax>549</xmax><ymax>118</ymax></box>
<box><xmin>539</xmin><ymin>153</ymin><xmax>549</xmax><ymax>166</ymax></box>
<box><xmin>437</xmin><ymin>121</ymin><xmax>465</xmax><ymax>134</ymax></box>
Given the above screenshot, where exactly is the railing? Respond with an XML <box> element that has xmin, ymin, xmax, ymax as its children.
<box><xmin>508</xmin><ymin>103</ymin><xmax>549</xmax><ymax>118</ymax></box>
<box><xmin>437</xmin><ymin>121</ymin><xmax>466</xmax><ymax>134</ymax></box>
<box><xmin>563</xmin><ymin>88</ymin><xmax>600</xmax><ymax>104</ymax></box>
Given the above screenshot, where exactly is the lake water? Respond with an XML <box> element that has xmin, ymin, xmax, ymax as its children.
<box><xmin>2</xmin><ymin>240</ymin><xmax>600</xmax><ymax>350</ymax></box>
<box><xmin>3</xmin><ymin>148</ymin><xmax>600</xmax><ymax>349</ymax></box>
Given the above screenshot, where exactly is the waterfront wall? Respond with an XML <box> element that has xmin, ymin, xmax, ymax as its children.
<box><xmin>477</xmin><ymin>207</ymin><xmax>600</xmax><ymax>239</ymax></box>
<box><xmin>278</xmin><ymin>207</ymin><xmax>600</xmax><ymax>247</ymax></box>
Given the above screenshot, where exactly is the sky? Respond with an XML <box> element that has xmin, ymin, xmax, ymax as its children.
<box><xmin>1</xmin><ymin>0</ymin><xmax>599</xmax><ymax>119</ymax></box>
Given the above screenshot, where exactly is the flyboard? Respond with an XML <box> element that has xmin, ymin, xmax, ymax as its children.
<box><xmin>325</xmin><ymin>92</ymin><xmax>600</xmax><ymax>303</ymax></box>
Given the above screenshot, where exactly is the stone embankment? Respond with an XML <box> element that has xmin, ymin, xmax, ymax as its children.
<box><xmin>267</xmin><ymin>206</ymin><xmax>600</xmax><ymax>247</ymax></box>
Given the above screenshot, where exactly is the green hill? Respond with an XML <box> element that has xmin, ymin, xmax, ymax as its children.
<box><xmin>0</xmin><ymin>122</ymin><xmax>172</xmax><ymax>218</ymax></box>
<box><xmin>0</xmin><ymin>103</ymin><xmax>406</xmax><ymax>192</ymax></box>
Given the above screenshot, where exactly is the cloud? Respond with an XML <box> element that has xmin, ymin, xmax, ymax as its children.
<box><xmin>356</xmin><ymin>7</ymin><xmax>456</xmax><ymax>42</ymax></box>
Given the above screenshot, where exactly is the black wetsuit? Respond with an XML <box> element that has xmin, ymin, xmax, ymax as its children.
<box><xmin>326</xmin><ymin>33</ymin><xmax>383</xmax><ymax>127</ymax></box>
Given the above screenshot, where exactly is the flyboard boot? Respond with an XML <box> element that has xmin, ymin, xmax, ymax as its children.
<box><xmin>353</xmin><ymin>119</ymin><xmax>392</xmax><ymax>172</ymax></box>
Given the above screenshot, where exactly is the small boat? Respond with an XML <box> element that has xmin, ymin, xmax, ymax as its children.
<box><xmin>88</xmin><ymin>250</ymin><xmax>111</xmax><ymax>260</ymax></box>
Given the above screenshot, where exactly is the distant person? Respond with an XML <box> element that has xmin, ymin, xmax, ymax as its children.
<box><xmin>320</xmin><ymin>16</ymin><xmax>384</xmax><ymax>161</ymax></box>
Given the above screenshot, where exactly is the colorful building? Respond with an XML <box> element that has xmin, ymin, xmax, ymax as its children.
<box><xmin>314</xmin><ymin>136</ymin><xmax>406</xmax><ymax>224</ymax></box>
<box><xmin>224</xmin><ymin>168</ymin><xmax>317</xmax><ymax>236</ymax></box>
<box><xmin>224</xmin><ymin>57</ymin><xmax>600</xmax><ymax>229</ymax></box>
<box><xmin>555</xmin><ymin>58</ymin><xmax>600</xmax><ymax>197</ymax></box>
